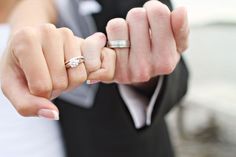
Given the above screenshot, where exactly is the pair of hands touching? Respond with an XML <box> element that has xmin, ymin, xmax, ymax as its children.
<box><xmin>0</xmin><ymin>1</ymin><xmax>189</xmax><ymax>120</ymax></box>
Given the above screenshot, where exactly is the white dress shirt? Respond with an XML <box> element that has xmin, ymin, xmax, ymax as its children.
<box><xmin>118</xmin><ymin>76</ymin><xmax>164</xmax><ymax>128</ymax></box>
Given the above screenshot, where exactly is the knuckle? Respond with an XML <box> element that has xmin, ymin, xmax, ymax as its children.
<box><xmin>145</xmin><ymin>1</ymin><xmax>170</xmax><ymax>18</ymax></box>
<box><xmin>132</xmin><ymin>68</ymin><xmax>151</xmax><ymax>82</ymax></box>
<box><xmin>59</xmin><ymin>27</ymin><xmax>74</xmax><ymax>38</ymax></box>
<box><xmin>131</xmin><ymin>59</ymin><xmax>151</xmax><ymax>82</ymax></box>
<box><xmin>178</xmin><ymin>43</ymin><xmax>188</xmax><ymax>53</ymax></box>
<box><xmin>114</xmin><ymin>73</ymin><xmax>130</xmax><ymax>84</ymax></box>
<box><xmin>12</xmin><ymin>43</ymin><xmax>30</xmax><ymax>57</ymax></box>
<box><xmin>12</xmin><ymin>27</ymin><xmax>36</xmax><ymax>45</ymax></box>
<box><xmin>16</xmin><ymin>105</ymin><xmax>31</xmax><ymax>117</ymax></box>
<box><xmin>82</xmin><ymin>37</ymin><xmax>98</xmax><ymax>50</ymax></box>
<box><xmin>12</xmin><ymin>44</ymin><xmax>28</xmax><ymax>58</ymax></box>
<box><xmin>103</xmin><ymin>47</ymin><xmax>116</xmax><ymax>59</ymax></box>
<box><xmin>39</xmin><ymin>23</ymin><xmax>56</xmax><ymax>33</ymax></box>
<box><xmin>39</xmin><ymin>24</ymin><xmax>58</xmax><ymax>40</ymax></box>
<box><xmin>11</xmin><ymin>28</ymin><xmax>37</xmax><ymax>56</ymax></box>
<box><xmin>106</xmin><ymin>18</ymin><xmax>127</xmax><ymax>33</ymax></box>
<box><xmin>94</xmin><ymin>32</ymin><xmax>106</xmax><ymax>40</ymax></box>
<box><xmin>70</xmin><ymin>66</ymin><xmax>87</xmax><ymax>86</ymax></box>
<box><xmin>104</xmin><ymin>69</ymin><xmax>114</xmax><ymax>81</ymax></box>
<box><xmin>14</xmin><ymin>27</ymin><xmax>36</xmax><ymax>38</ymax></box>
<box><xmin>29</xmin><ymin>81</ymin><xmax>52</xmax><ymax>98</ymax></box>
<box><xmin>85</xmin><ymin>59</ymin><xmax>101</xmax><ymax>72</ymax></box>
<box><xmin>85</xmin><ymin>37</ymin><xmax>103</xmax><ymax>48</ymax></box>
<box><xmin>126</xmin><ymin>8</ymin><xmax>146</xmax><ymax>22</ymax></box>
<box><xmin>157</xmin><ymin>58</ymin><xmax>176</xmax><ymax>74</ymax></box>
<box><xmin>75</xmin><ymin>37</ymin><xmax>84</xmax><ymax>44</ymax></box>
<box><xmin>53</xmin><ymin>78</ymin><xmax>68</xmax><ymax>91</ymax></box>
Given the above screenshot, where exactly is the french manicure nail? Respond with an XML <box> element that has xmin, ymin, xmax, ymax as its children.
<box><xmin>86</xmin><ymin>80</ymin><xmax>100</xmax><ymax>84</ymax></box>
<box><xmin>38</xmin><ymin>109</ymin><xmax>59</xmax><ymax>120</ymax></box>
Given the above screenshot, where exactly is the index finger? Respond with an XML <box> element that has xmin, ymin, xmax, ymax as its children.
<box><xmin>106</xmin><ymin>18</ymin><xmax>130</xmax><ymax>83</ymax></box>
<box><xmin>11</xmin><ymin>29</ymin><xmax>52</xmax><ymax>98</ymax></box>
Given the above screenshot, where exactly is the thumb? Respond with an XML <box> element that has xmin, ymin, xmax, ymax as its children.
<box><xmin>87</xmin><ymin>47</ymin><xmax>116</xmax><ymax>84</ymax></box>
<box><xmin>1</xmin><ymin>65</ymin><xmax>59</xmax><ymax>120</ymax></box>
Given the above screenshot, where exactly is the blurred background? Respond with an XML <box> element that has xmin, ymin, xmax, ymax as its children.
<box><xmin>0</xmin><ymin>0</ymin><xmax>235</xmax><ymax>157</ymax></box>
<box><xmin>167</xmin><ymin>0</ymin><xmax>236</xmax><ymax>157</ymax></box>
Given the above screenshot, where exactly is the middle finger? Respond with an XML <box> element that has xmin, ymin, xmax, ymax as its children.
<box><xmin>126</xmin><ymin>8</ymin><xmax>151</xmax><ymax>82</ymax></box>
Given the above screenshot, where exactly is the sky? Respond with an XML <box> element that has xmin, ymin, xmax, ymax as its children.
<box><xmin>172</xmin><ymin>0</ymin><xmax>236</xmax><ymax>26</ymax></box>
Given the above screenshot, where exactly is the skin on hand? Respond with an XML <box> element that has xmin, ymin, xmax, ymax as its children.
<box><xmin>0</xmin><ymin>0</ymin><xmax>189</xmax><ymax>119</ymax></box>
<box><xmin>81</xmin><ymin>32</ymin><xmax>116</xmax><ymax>83</ymax></box>
<box><xmin>0</xmin><ymin>24</ymin><xmax>116</xmax><ymax>119</ymax></box>
<box><xmin>105</xmin><ymin>0</ymin><xmax>189</xmax><ymax>85</ymax></box>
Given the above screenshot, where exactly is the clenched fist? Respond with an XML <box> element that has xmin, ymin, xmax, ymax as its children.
<box><xmin>0</xmin><ymin>24</ymin><xmax>116</xmax><ymax>119</ymax></box>
<box><xmin>106</xmin><ymin>1</ymin><xmax>189</xmax><ymax>84</ymax></box>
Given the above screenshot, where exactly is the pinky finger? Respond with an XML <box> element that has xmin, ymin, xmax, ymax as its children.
<box><xmin>171</xmin><ymin>6</ymin><xmax>190</xmax><ymax>53</ymax></box>
<box><xmin>87</xmin><ymin>48</ymin><xmax>116</xmax><ymax>84</ymax></box>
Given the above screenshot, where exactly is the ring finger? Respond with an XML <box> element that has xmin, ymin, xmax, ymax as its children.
<box><xmin>60</xmin><ymin>28</ymin><xmax>87</xmax><ymax>91</ymax></box>
<box><xmin>106</xmin><ymin>18</ymin><xmax>130</xmax><ymax>83</ymax></box>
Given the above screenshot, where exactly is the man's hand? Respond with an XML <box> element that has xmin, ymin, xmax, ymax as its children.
<box><xmin>105</xmin><ymin>1</ymin><xmax>189</xmax><ymax>85</ymax></box>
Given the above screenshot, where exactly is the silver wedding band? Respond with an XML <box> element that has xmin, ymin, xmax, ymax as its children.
<box><xmin>65</xmin><ymin>56</ymin><xmax>85</xmax><ymax>69</ymax></box>
<box><xmin>107</xmin><ymin>40</ymin><xmax>130</xmax><ymax>48</ymax></box>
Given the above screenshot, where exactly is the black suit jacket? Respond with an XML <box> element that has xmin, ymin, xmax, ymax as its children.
<box><xmin>55</xmin><ymin>0</ymin><xmax>189</xmax><ymax>157</ymax></box>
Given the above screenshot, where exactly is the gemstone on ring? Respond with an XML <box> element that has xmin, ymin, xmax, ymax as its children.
<box><xmin>65</xmin><ymin>56</ymin><xmax>85</xmax><ymax>69</ymax></box>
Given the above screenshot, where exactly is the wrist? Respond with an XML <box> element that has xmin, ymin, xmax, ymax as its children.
<box><xmin>8</xmin><ymin>0</ymin><xmax>57</xmax><ymax>34</ymax></box>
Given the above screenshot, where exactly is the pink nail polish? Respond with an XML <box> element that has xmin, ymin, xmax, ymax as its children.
<box><xmin>37</xmin><ymin>109</ymin><xmax>59</xmax><ymax>120</ymax></box>
<box><xmin>86</xmin><ymin>80</ymin><xmax>100</xmax><ymax>84</ymax></box>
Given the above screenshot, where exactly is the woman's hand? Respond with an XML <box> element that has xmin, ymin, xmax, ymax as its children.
<box><xmin>82</xmin><ymin>33</ymin><xmax>116</xmax><ymax>84</ymax></box>
<box><xmin>0</xmin><ymin>24</ymin><xmax>116</xmax><ymax>119</ymax></box>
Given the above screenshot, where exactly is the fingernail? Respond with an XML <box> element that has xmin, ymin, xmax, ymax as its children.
<box><xmin>86</xmin><ymin>80</ymin><xmax>100</xmax><ymax>84</ymax></box>
<box><xmin>38</xmin><ymin>109</ymin><xmax>59</xmax><ymax>120</ymax></box>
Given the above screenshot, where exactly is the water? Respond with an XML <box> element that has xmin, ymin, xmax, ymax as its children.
<box><xmin>167</xmin><ymin>24</ymin><xmax>236</xmax><ymax>157</ymax></box>
<box><xmin>172</xmin><ymin>0</ymin><xmax>236</xmax><ymax>26</ymax></box>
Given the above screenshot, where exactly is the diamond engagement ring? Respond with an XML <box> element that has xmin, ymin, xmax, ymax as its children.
<box><xmin>107</xmin><ymin>40</ymin><xmax>130</xmax><ymax>48</ymax></box>
<box><xmin>65</xmin><ymin>56</ymin><xmax>85</xmax><ymax>69</ymax></box>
